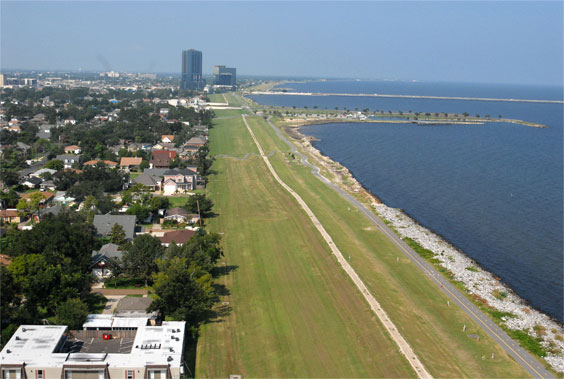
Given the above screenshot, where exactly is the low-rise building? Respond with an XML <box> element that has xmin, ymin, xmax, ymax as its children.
<box><xmin>64</xmin><ymin>145</ymin><xmax>81</xmax><ymax>154</ymax></box>
<box><xmin>119</xmin><ymin>157</ymin><xmax>143</xmax><ymax>172</ymax></box>
<box><xmin>162</xmin><ymin>168</ymin><xmax>197</xmax><ymax>195</ymax></box>
<box><xmin>56</xmin><ymin>154</ymin><xmax>81</xmax><ymax>169</ymax></box>
<box><xmin>159</xmin><ymin>229</ymin><xmax>196</xmax><ymax>247</ymax></box>
<box><xmin>0</xmin><ymin>320</ymin><xmax>186</xmax><ymax>378</ymax></box>
<box><xmin>93</xmin><ymin>214</ymin><xmax>137</xmax><ymax>240</ymax></box>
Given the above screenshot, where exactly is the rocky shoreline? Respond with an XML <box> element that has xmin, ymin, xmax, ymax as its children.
<box><xmin>286</xmin><ymin>122</ymin><xmax>564</xmax><ymax>373</ymax></box>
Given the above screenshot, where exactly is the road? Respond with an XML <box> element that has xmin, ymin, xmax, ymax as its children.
<box><xmin>260</xmin><ymin>113</ymin><xmax>554</xmax><ymax>379</ymax></box>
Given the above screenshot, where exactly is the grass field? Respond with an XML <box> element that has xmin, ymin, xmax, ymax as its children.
<box><xmin>195</xmin><ymin>108</ymin><xmax>530</xmax><ymax>377</ymax></box>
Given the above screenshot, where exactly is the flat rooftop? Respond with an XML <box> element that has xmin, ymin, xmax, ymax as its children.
<box><xmin>67</xmin><ymin>335</ymin><xmax>135</xmax><ymax>354</ymax></box>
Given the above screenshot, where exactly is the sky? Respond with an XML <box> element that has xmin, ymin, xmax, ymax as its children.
<box><xmin>1</xmin><ymin>1</ymin><xmax>563</xmax><ymax>86</ymax></box>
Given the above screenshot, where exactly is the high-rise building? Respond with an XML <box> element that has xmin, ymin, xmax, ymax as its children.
<box><xmin>213</xmin><ymin>65</ymin><xmax>237</xmax><ymax>86</ymax></box>
<box><xmin>181</xmin><ymin>49</ymin><xmax>203</xmax><ymax>90</ymax></box>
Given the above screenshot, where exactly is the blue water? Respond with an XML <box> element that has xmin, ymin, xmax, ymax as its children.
<box><xmin>249</xmin><ymin>80</ymin><xmax>564</xmax><ymax>322</ymax></box>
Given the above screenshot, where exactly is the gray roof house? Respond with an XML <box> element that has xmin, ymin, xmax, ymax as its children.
<box><xmin>91</xmin><ymin>243</ymin><xmax>123</xmax><ymax>280</ymax></box>
<box><xmin>93</xmin><ymin>214</ymin><xmax>137</xmax><ymax>240</ymax></box>
<box><xmin>56</xmin><ymin>154</ymin><xmax>82</xmax><ymax>169</ymax></box>
<box><xmin>133</xmin><ymin>173</ymin><xmax>161</xmax><ymax>191</ymax></box>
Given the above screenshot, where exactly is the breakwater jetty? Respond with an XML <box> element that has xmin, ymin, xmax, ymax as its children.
<box><xmin>248</xmin><ymin>90</ymin><xmax>564</xmax><ymax>104</ymax></box>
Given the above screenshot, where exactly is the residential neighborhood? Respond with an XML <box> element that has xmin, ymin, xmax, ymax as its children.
<box><xmin>0</xmin><ymin>81</ymin><xmax>221</xmax><ymax>377</ymax></box>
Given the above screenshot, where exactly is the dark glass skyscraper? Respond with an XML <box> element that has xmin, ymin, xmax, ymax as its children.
<box><xmin>213</xmin><ymin>65</ymin><xmax>237</xmax><ymax>86</ymax></box>
<box><xmin>181</xmin><ymin>49</ymin><xmax>203</xmax><ymax>90</ymax></box>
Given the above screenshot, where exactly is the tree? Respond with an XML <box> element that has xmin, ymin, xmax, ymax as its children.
<box><xmin>126</xmin><ymin>203</ymin><xmax>150</xmax><ymax>221</ymax></box>
<box><xmin>148</xmin><ymin>258</ymin><xmax>215</xmax><ymax>333</ymax></box>
<box><xmin>122</xmin><ymin>234</ymin><xmax>164</xmax><ymax>286</ymax></box>
<box><xmin>0</xmin><ymin>189</ymin><xmax>20</xmax><ymax>209</ymax></box>
<box><xmin>150</xmin><ymin>196</ymin><xmax>169</xmax><ymax>214</ymax></box>
<box><xmin>45</xmin><ymin>159</ymin><xmax>64</xmax><ymax>171</ymax></box>
<box><xmin>166</xmin><ymin>231</ymin><xmax>224</xmax><ymax>273</ymax></box>
<box><xmin>184</xmin><ymin>194</ymin><xmax>213</xmax><ymax>218</ymax></box>
<box><xmin>0</xmin><ymin>170</ymin><xmax>21</xmax><ymax>187</ymax></box>
<box><xmin>55</xmin><ymin>298</ymin><xmax>89</xmax><ymax>329</ymax></box>
<box><xmin>110</xmin><ymin>223</ymin><xmax>127</xmax><ymax>246</ymax></box>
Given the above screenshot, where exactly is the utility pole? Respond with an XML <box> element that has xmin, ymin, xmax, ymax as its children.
<box><xmin>196</xmin><ymin>199</ymin><xmax>202</xmax><ymax>228</ymax></box>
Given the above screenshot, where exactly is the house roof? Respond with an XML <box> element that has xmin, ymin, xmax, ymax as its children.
<box><xmin>164</xmin><ymin>168</ymin><xmax>197</xmax><ymax>176</ymax></box>
<box><xmin>150</xmin><ymin>155</ymin><xmax>170</xmax><ymax>167</ymax></box>
<box><xmin>159</xmin><ymin>230</ymin><xmax>195</xmax><ymax>245</ymax></box>
<box><xmin>56</xmin><ymin>154</ymin><xmax>81</xmax><ymax>161</ymax></box>
<box><xmin>0</xmin><ymin>209</ymin><xmax>19</xmax><ymax>218</ymax></box>
<box><xmin>93</xmin><ymin>214</ymin><xmax>137</xmax><ymax>240</ymax></box>
<box><xmin>166</xmin><ymin>207</ymin><xmax>189</xmax><ymax>217</ymax></box>
<box><xmin>186</xmin><ymin>136</ymin><xmax>206</xmax><ymax>145</ymax></box>
<box><xmin>38</xmin><ymin>204</ymin><xmax>63</xmax><ymax>217</ymax></box>
<box><xmin>24</xmin><ymin>177</ymin><xmax>43</xmax><ymax>185</ymax></box>
<box><xmin>64</xmin><ymin>145</ymin><xmax>80</xmax><ymax>151</ymax></box>
<box><xmin>31</xmin><ymin>168</ymin><xmax>57</xmax><ymax>177</ymax></box>
<box><xmin>161</xmin><ymin>134</ymin><xmax>175</xmax><ymax>142</ymax></box>
<box><xmin>143</xmin><ymin>168</ymin><xmax>169</xmax><ymax>178</ymax></box>
<box><xmin>91</xmin><ymin>243</ymin><xmax>123</xmax><ymax>262</ymax></box>
<box><xmin>120</xmin><ymin>157</ymin><xmax>143</xmax><ymax>167</ymax></box>
<box><xmin>84</xmin><ymin>159</ymin><xmax>118</xmax><ymax>167</ymax></box>
<box><xmin>153</xmin><ymin>150</ymin><xmax>177</xmax><ymax>159</ymax></box>
<box><xmin>133</xmin><ymin>173</ymin><xmax>159</xmax><ymax>187</ymax></box>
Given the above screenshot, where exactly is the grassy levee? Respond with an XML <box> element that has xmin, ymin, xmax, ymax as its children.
<box><xmin>196</xmin><ymin>109</ymin><xmax>415</xmax><ymax>378</ymax></box>
<box><xmin>241</xmin><ymin>115</ymin><xmax>530</xmax><ymax>377</ymax></box>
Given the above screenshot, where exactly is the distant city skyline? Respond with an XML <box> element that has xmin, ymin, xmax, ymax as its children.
<box><xmin>1</xmin><ymin>1</ymin><xmax>563</xmax><ymax>86</ymax></box>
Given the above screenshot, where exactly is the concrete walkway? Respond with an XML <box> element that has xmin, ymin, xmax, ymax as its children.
<box><xmin>242</xmin><ymin>115</ymin><xmax>432</xmax><ymax>379</ymax></box>
<box><xmin>102</xmin><ymin>295</ymin><xmax>123</xmax><ymax>314</ymax></box>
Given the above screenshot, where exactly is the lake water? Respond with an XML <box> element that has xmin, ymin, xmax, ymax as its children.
<box><xmin>248</xmin><ymin>80</ymin><xmax>564</xmax><ymax>322</ymax></box>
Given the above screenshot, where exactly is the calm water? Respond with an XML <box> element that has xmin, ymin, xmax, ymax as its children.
<box><xmin>249</xmin><ymin>81</ymin><xmax>564</xmax><ymax>322</ymax></box>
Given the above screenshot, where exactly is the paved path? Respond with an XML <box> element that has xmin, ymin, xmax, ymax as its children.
<box><xmin>242</xmin><ymin>115</ymin><xmax>432</xmax><ymax>379</ymax></box>
<box><xmin>92</xmin><ymin>288</ymin><xmax>149</xmax><ymax>296</ymax></box>
<box><xmin>262</xmin><ymin>115</ymin><xmax>554</xmax><ymax>379</ymax></box>
<box><xmin>102</xmin><ymin>295</ymin><xmax>123</xmax><ymax>314</ymax></box>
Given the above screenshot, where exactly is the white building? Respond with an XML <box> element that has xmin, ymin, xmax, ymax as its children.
<box><xmin>0</xmin><ymin>319</ymin><xmax>187</xmax><ymax>378</ymax></box>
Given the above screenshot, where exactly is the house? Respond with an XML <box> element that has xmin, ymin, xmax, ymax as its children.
<box><xmin>52</xmin><ymin>191</ymin><xmax>76</xmax><ymax>206</ymax></box>
<box><xmin>40</xmin><ymin>180</ymin><xmax>56</xmax><ymax>191</ymax></box>
<box><xmin>149</xmin><ymin>152</ymin><xmax>170</xmax><ymax>169</ymax></box>
<box><xmin>56</xmin><ymin>154</ymin><xmax>81</xmax><ymax>169</ymax></box>
<box><xmin>93</xmin><ymin>214</ymin><xmax>137</xmax><ymax>240</ymax></box>
<box><xmin>119</xmin><ymin>157</ymin><xmax>143</xmax><ymax>172</ymax></box>
<box><xmin>160</xmin><ymin>108</ymin><xmax>169</xmax><ymax>116</ymax></box>
<box><xmin>83</xmin><ymin>159</ymin><xmax>118</xmax><ymax>168</ymax></box>
<box><xmin>164</xmin><ymin>207</ymin><xmax>200</xmax><ymax>224</ymax></box>
<box><xmin>91</xmin><ymin>243</ymin><xmax>123</xmax><ymax>279</ymax></box>
<box><xmin>162</xmin><ymin>168</ymin><xmax>197</xmax><ymax>195</ymax></box>
<box><xmin>0</xmin><ymin>209</ymin><xmax>21</xmax><ymax>224</ymax></box>
<box><xmin>30</xmin><ymin>168</ymin><xmax>57</xmax><ymax>178</ymax></box>
<box><xmin>22</xmin><ymin>176</ymin><xmax>43</xmax><ymax>188</ymax></box>
<box><xmin>149</xmin><ymin>150</ymin><xmax>177</xmax><ymax>169</ymax></box>
<box><xmin>159</xmin><ymin>229</ymin><xmax>196</xmax><ymax>247</ymax></box>
<box><xmin>0</xmin><ymin>321</ymin><xmax>186</xmax><ymax>378</ymax></box>
<box><xmin>64</xmin><ymin>145</ymin><xmax>81</xmax><ymax>154</ymax></box>
<box><xmin>16</xmin><ymin>141</ymin><xmax>31</xmax><ymax>151</ymax></box>
<box><xmin>133</xmin><ymin>173</ymin><xmax>161</xmax><ymax>191</ymax></box>
<box><xmin>36</xmin><ymin>204</ymin><xmax>63</xmax><ymax>221</ymax></box>
<box><xmin>185</xmin><ymin>136</ymin><xmax>206</xmax><ymax>147</ymax></box>
<box><xmin>161</xmin><ymin>134</ymin><xmax>175</xmax><ymax>143</ymax></box>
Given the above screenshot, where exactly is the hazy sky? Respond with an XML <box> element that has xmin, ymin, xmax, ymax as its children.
<box><xmin>1</xmin><ymin>1</ymin><xmax>563</xmax><ymax>85</ymax></box>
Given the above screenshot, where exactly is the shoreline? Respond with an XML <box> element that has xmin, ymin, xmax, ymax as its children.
<box><xmin>281</xmin><ymin>120</ymin><xmax>564</xmax><ymax>372</ymax></box>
